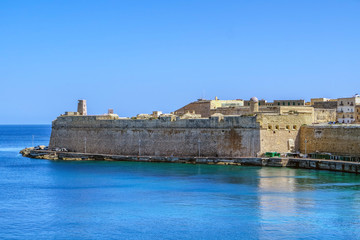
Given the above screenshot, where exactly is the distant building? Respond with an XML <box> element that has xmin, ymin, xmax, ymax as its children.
<box><xmin>311</xmin><ymin>98</ymin><xmax>331</xmax><ymax>105</ymax></box>
<box><xmin>337</xmin><ymin>95</ymin><xmax>360</xmax><ymax>123</ymax></box>
<box><xmin>244</xmin><ymin>99</ymin><xmax>268</xmax><ymax>107</ymax></box>
<box><xmin>309</xmin><ymin>98</ymin><xmax>338</xmax><ymax>123</ymax></box>
<box><xmin>173</xmin><ymin>97</ymin><xmax>244</xmax><ymax>118</ymax></box>
<box><xmin>273</xmin><ymin>100</ymin><xmax>305</xmax><ymax>106</ymax></box>
<box><xmin>173</xmin><ymin>97</ymin><xmax>334</xmax><ymax>123</ymax></box>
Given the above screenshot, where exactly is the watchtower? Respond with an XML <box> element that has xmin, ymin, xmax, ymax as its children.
<box><xmin>250</xmin><ymin>97</ymin><xmax>259</xmax><ymax>113</ymax></box>
<box><xmin>77</xmin><ymin>100</ymin><xmax>87</xmax><ymax>115</ymax></box>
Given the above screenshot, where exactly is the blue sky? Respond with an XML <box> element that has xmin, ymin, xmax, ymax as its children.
<box><xmin>1</xmin><ymin>0</ymin><xmax>360</xmax><ymax>124</ymax></box>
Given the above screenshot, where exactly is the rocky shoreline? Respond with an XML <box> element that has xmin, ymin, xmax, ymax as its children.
<box><xmin>20</xmin><ymin>147</ymin><xmax>360</xmax><ymax>174</ymax></box>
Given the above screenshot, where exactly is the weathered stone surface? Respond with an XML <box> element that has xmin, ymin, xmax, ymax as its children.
<box><xmin>48</xmin><ymin>112</ymin><xmax>315</xmax><ymax>157</ymax></box>
<box><xmin>299</xmin><ymin>124</ymin><xmax>360</xmax><ymax>156</ymax></box>
<box><xmin>49</xmin><ymin>115</ymin><xmax>261</xmax><ymax>157</ymax></box>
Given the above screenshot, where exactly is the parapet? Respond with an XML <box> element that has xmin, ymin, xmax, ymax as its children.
<box><xmin>53</xmin><ymin>114</ymin><xmax>259</xmax><ymax>129</ymax></box>
<box><xmin>64</xmin><ymin>112</ymin><xmax>81</xmax><ymax>116</ymax></box>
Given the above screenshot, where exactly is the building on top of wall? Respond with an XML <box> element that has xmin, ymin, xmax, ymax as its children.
<box><xmin>311</xmin><ymin>98</ymin><xmax>333</xmax><ymax>105</ymax></box>
<box><xmin>173</xmin><ymin>97</ymin><xmax>244</xmax><ymax>118</ymax></box>
<box><xmin>244</xmin><ymin>99</ymin><xmax>268</xmax><ymax>107</ymax></box>
<box><xmin>337</xmin><ymin>94</ymin><xmax>360</xmax><ymax>123</ymax></box>
<box><xmin>174</xmin><ymin>97</ymin><xmax>323</xmax><ymax>123</ymax></box>
<box><xmin>173</xmin><ymin>96</ymin><xmax>344</xmax><ymax>124</ymax></box>
<box><xmin>308</xmin><ymin>98</ymin><xmax>338</xmax><ymax>123</ymax></box>
<box><xmin>273</xmin><ymin>99</ymin><xmax>305</xmax><ymax>106</ymax></box>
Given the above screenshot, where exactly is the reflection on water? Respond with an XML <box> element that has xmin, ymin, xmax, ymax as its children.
<box><xmin>258</xmin><ymin>168</ymin><xmax>297</xmax><ymax>192</ymax></box>
<box><xmin>257</xmin><ymin>168</ymin><xmax>310</xmax><ymax>239</ymax></box>
<box><xmin>258</xmin><ymin>168</ymin><xmax>297</xmax><ymax>218</ymax></box>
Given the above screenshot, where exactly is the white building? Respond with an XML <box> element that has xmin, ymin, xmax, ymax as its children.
<box><xmin>337</xmin><ymin>94</ymin><xmax>360</xmax><ymax>123</ymax></box>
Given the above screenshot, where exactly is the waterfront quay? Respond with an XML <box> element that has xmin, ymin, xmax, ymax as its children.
<box><xmin>21</xmin><ymin>148</ymin><xmax>360</xmax><ymax>174</ymax></box>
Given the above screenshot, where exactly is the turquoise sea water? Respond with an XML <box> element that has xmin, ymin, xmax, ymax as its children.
<box><xmin>1</xmin><ymin>125</ymin><xmax>360</xmax><ymax>239</ymax></box>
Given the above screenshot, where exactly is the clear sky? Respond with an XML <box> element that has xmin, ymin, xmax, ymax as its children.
<box><xmin>1</xmin><ymin>0</ymin><xmax>360</xmax><ymax>124</ymax></box>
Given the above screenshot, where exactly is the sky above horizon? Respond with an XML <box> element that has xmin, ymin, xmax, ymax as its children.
<box><xmin>1</xmin><ymin>0</ymin><xmax>360</xmax><ymax>124</ymax></box>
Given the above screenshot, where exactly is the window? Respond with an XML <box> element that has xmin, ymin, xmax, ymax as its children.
<box><xmin>268</xmin><ymin>125</ymin><xmax>272</xmax><ymax>130</ymax></box>
<box><xmin>288</xmin><ymin>102</ymin><xmax>290</xmax><ymax>105</ymax></box>
<box><xmin>293</xmin><ymin>125</ymin><xmax>297</xmax><ymax>130</ymax></box>
<box><xmin>293</xmin><ymin>102</ymin><xmax>295</xmax><ymax>105</ymax></box>
<box><xmin>286</xmin><ymin>125</ymin><xmax>290</xmax><ymax>130</ymax></box>
<box><xmin>278</xmin><ymin>102</ymin><xmax>280</xmax><ymax>106</ymax></box>
<box><xmin>275</xmin><ymin>125</ymin><xmax>279</xmax><ymax>130</ymax></box>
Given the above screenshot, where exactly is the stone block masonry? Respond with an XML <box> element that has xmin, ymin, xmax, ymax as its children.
<box><xmin>49</xmin><ymin>115</ymin><xmax>261</xmax><ymax>157</ymax></box>
<box><xmin>299</xmin><ymin>124</ymin><xmax>360</xmax><ymax>156</ymax></box>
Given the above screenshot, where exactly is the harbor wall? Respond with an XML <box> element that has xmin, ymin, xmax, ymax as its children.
<box><xmin>21</xmin><ymin>148</ymin><xmax>360</xmax><ymax>174</ymax></box>
<box><xmin>49</xmin><ymin>115</ymin><xmax>261</xmax><ymax>157</ymax></box>
<box><xmin>299</xmin><ymin>124</ymin><xmax>360</xmax><ymax>156</ymax></box>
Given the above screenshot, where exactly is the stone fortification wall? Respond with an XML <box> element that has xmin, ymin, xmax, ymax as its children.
<box><xmin>257</xmin><ymin>113</ymin><xmax>313</xmax><ymax>154</ymax></box>
<box><xmin>299</xmin><ymin>124</ymin><xmax>360</xmax><ymax>156</ymax></box>
<box><xmin>49</xmin><ymin>115</ymin><xmax>261</xmax><ymax>157</ymax></box>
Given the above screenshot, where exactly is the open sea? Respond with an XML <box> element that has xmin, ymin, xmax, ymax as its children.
<box><xmin>1</xmin><ymin>125</ymin><xmax>360</xmax><ymax>239</ymax></box>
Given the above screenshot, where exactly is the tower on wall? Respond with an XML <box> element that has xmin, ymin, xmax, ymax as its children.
<box><xmin>250</xmin><ymin>97</ymin><xmax>259</xmax><ymax>113</ymax></box>
<box><xmin>77</xmin><ymin>100</ymin><xmax>87</xmax><ymax>115</ymax></box>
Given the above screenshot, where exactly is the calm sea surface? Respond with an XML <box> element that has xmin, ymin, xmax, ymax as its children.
<box><xmin>1</xmin><ymin>125</ymin><xmax>360</xmax><ymax>239</ymax></box>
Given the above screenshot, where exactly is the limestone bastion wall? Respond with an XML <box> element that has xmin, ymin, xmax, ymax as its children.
<box><xmin>49</xmin><ymin>115</ymin><xmax>261</xmax><ymax>157</ymax></box>
<box><xmin>299</xmin><ymin>124</ymin><xmax>360</xmax><ymax>156</ymax></box>
<box><xmin>257</xmin><ymin>113</ymin><xmax>314</xmax><ymax>154</ymax></box>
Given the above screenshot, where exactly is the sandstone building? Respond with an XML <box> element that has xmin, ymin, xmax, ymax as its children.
<box><xmin>337</xmin><ymin>95</ymin><xmax>360</xmax><ymax>123</ymax></box>
<box><xmin>174</xmin><ymin>97</ymin><xmax>334</xmax><ymax>124</ymax></box>
<box><xmin>173</xmin><ymin>98</ymin><xmax>244</xmax><ymax>118</ymax></box>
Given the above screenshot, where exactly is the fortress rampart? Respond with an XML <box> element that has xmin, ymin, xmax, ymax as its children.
<box><xmin>299</xmin><ymin>124</ymin><xmax>360</xmax><ymax>157</ymax></box>
<box><xmin>49</xmin><ymin>111</ymin><xmax>313</xmax><ymax>157</ymax></box>
<box><xmin>48</xmin><ymin>99</ymin><xmax>360</xmax><ymax>159</ymax></box>
<box><xmin>49</xmin><ymin>115</ymin><xmax>261</xmax><ymax>157</ymax></box>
